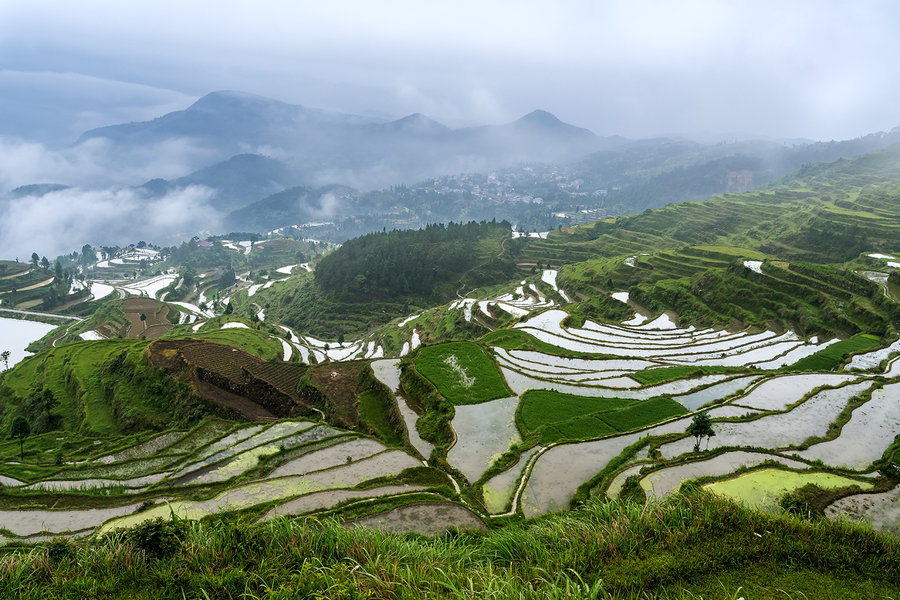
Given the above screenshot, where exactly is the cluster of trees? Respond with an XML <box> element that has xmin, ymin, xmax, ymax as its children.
<box><xmin>2</xmin><ymin>384</ymin><xmax>60</xmax><ymax>460</ymax></box>
<box><xmin>19</xmin><ymin>252</ymin><xmax>86</xmax><ymax>309</ymax></box>
<box><xmin>315</xmin><ymin>220</ymin><xmax>510</xmax><ymax>302</ymax></box>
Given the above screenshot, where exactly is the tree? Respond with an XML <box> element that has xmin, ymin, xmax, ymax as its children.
<box><xmin>686</xmin><ymin>412</ymin><xmax>715</xmax><ymax>452</ymax></box>
<box><xmin>10</xmin><ymin>416</ymin><xmax>30</xmax><ymax>461</ymax></box>
<box><xmin>219</xmin><ymin>266</ymin><xmax>236</xmax><ymax>290</ymax></box>
<box><xmin>40</xmin><ymin>256</ymin><xmax>50</xmax><ymax>270</ymax></box>
<box><xmin>30</xmin><ymin>252</ymin><xmax>39</xmax><ymax>268</ymax></box>
<box><xmin>0</xmin><ymin>350</ymin><xmax>9</xmax><ymax>371</ymax></box>
<box><xmin>26</xmin><ymin>386</ymin><xmax>61</xmax><ymax>433</ymax></box>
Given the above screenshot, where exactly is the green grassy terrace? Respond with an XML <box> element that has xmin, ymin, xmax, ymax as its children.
<box><xmin>517</xmin><ymin>390</ymin><xmax>688</xmax><ymax>444</ymax></box>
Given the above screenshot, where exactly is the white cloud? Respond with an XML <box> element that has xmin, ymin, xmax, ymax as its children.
<box><xmin>2</xmin><ymin>1</ymin><xmax>899</xmax><ymax>140</ymax></box>
<box><xmin>0</xmin><ymin>186</ymin><xmax>220</xmax><ymax>258</ymax></box>
<box><xmin>0</xmin><ymin>136</ymin><xmax>216</xmax><ymax>191</ymax></box>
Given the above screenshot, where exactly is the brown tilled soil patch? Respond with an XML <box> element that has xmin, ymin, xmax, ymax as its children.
<box><xmin>148</xmin><ymin>339</ymin><xmax>311</xmax><ymax>421</ymax></box>
<box><xmin>194</xmin><ymin>380</ymin><xmax>276</xmax><ymax>420</ymax></box>
<box><xmin>121</xmin><ymin>297</ymin><xmax>175</xmax><ymax>339</ymax></box>
<box><xmin>306</xmin><ymin>361</ymin><xmax>367</xmax><ymax>428</ymax></box>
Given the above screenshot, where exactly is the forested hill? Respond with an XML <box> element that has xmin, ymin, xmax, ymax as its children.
<box><xmin>315</xmin><ymin>220</ymin><xmax>516</xmax><ymax>302</ymax></box>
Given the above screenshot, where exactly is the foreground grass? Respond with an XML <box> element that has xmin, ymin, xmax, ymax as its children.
<box><xmin>3</xmin><ymin>493</ymin><xmax>898</xmax><ymax>599</ymax></box>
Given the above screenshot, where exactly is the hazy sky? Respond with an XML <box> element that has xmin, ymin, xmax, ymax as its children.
<box><xmin>2</xmin><ymin>0</ymin><xmax>899</xmax><ymax>142</ymax></box>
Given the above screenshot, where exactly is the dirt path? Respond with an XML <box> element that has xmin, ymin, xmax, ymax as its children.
<box><xmin>16</xmin><ymin>277</ymin><xmax>54</xmax><ymax>291</ymax></box>
<box><xmin>0</xmin><ymin>268</ymin><xmax>31</xmax><ymax>280</ymax></box>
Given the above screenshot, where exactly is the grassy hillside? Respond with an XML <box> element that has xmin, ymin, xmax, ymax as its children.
<box><xmin>0</xmin><ymin>326</ymin><xmax>286</xmax><ymax>435</ymax></box>
<box><xmin>3</xmin><ymin>492</ymin><xmax>899</xmax><ymax>599</ymax></box>
<box><xmin>0</xmin><ymin>340</ymin><xmax>204</xmax><ymax>435</ymax></box>
<box><xmin>519</xmin><ymin>144</ymin><xmax>900</xmax><ymax>271</ymax></box>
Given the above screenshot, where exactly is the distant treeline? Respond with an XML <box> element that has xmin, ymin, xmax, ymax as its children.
<box><xmin>316</xmin><ymin>220</ymin><xmax>511</xmax><ymax>301</ymax></box>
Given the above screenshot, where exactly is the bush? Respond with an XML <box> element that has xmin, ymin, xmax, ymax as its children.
<box><xmin>46</xmin><ymin>538</ymin><xmax>77</xmax><ymax>564</ymax></box>
<box><xmin>124</xmin><ymin>516</ymin><xmax>188</xmax><ymax>558</ymax></box>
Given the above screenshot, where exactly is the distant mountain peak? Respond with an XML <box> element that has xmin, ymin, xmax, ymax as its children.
<box><xmin>186</xmin><ymin>90</ymin><xmax>294</xmax><ymax>113</ymax></box>
<box><xmin>511</xmin><ymin>109</ymin><xmax>595</xmax><ymax>138</ymax></box>
<box><xmin>517</xmin><ymin>109</ymin><xmax>563</xmax><ymax>125</ymax></box>
<box><xmin>384</xmin><ymin>113</ymin><xmax>450</xmax><ymax>134</ymax></box>
<box><xmin>7</xmin><ymin>183</ymin><xmax>70</xmax><ymax>198</ymax></box>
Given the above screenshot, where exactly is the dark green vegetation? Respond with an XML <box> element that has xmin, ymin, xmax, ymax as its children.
<box><xmin>517</xmin><ymin>390</ymin><xmax>688</xmax><ymax>444</ymax></box>
<box><xmin>265</xmin><ymin>221</ymin><xmax>518</xmax><ymax>338</ymax></box>
<box><xmin>686</xmin><ymin>412</ymin><xmax>716</xmax><ymax>451</ymax></box>
<box><xmin>413</xmin><ymin>342</ymin><xmax>510</xmax><ymax>405</ymax></box>
<box><xmin>318</xmin><ymin>221</ymin><xmax>515</xmax><ymax>302</ymax></box>
<box><xmin>4</xmin><ymin>493</ymin><xmax>899</xmax><ymax>599</ymax></box>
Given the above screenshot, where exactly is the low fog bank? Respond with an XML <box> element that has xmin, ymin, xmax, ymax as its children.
<box><xmin>0</xmin><ymin>185</ymin><xmax>221</xmax><ymax>259</ymax></box>
<box><xmin>0</xmin><ymin>136</ymin><xmax>216</xmax><ymax>192</ymax></box>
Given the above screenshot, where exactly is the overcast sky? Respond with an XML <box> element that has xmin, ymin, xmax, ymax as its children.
<box><xmin>2</xmin><ymin>0</ymin><xmax>899</xmax><ymax>143</ymax></box>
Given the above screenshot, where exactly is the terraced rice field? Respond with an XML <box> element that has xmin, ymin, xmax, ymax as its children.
<box><xmin>100</xmin><ymin>450</ymin><xmax>423</xmax><ymax>533</ymax></box>
<box><xmin>637</xmin><ymin>451</ymin><xmax>809</xmax><ymax>499</ymax></box>
<box><xmin>845</xmin><ymin>338</ymin><xmax>900</xmax><ymax>370</ymax></box>
<box><xmin>825</xmin><ymin>484</ymin><xmax>900</xmax><ymax>534</ymax></box>
<box><xmin>4</xmin><ymin>269</ymin><xmax>900</xmax><ymax>542</ymax></box>
<box><xmin>482</xmin><ymin>446</ymin><xmax>540</xmax><ymax>514</ymax></box>
<box><xmin>659</xmin><ymin>382</ymin><xmax>874</xmax><ymax>458</ymax></box>
<box><xmin>268</xmin><ymin>438</ymin><xmax>388</xmax><ymax>478</ymax></box>
<box><xmin>118</xmin><ymin>274</ymin><xmax>177</xmax><ymax>299</ymax></box>
<box><xmin>519</xmin><ymin>407</ymin><xmax>743</xmax><ymax>516</ymax></box>
<box><xmin>733</xmin><ymin>374</ymin><xmax>858</xmax><ymax>411</ymax></box>
<box><xmin>0</xmin><ymin>503</ymin><xmax>146</xmax><ymax>538</ymax></box>
<box><xmin>704</xmin><ymin>468</ymin><xmax>874</xmax><ymax>510</ymax></box>
<box><xmin>415</xmin><ymin>342</ymin><xmax>510</xmax><ymax>404</ymax></box>
<box><xmin>371</xmin><ymin>359</ymin><xmax>434</xmax><ymax>459</ymax></box>
<box><xmin>671</xmin><ymin>375</ymin><xmax>761</xmax><ymax>410</ymax></box>
<box><xmin>264</xmin><ymin>484</ymin><xmax>429</xmax><ymax>520</ymax></box>
<box><xmin>798</xmin><ymin>382</ymin><xmax>900</xmax><ymax>469</ymax></box>
<box><xmin>347</xmin><ymin>502</ymin><xmax>487</xmax><ymax>535</ymax></box>
<box><xmin>511</xmin><ymin>309</ymin><xmax>837</xmax><ymax>367</ymax></box>
<box><xmin>448</xmin><ymin>396</ymin><xmax>520</xmax><ymax>481</ymax></box>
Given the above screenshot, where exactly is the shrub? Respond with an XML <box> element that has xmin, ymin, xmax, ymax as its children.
<box><xmin>124</xmin><ymin>516</ymin><xmax>188</xmax><ymax>558</ymax></box>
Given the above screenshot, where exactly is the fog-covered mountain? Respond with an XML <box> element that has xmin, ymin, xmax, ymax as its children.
<box><xmin>4</xmin><ymin>89</ymin><xmax>900</xmax><ymax>260</ymax></box>
<box><xmin>78</xmin><ymin>91</ymin><xmax>623</xmax><ymax>189</ymax></box>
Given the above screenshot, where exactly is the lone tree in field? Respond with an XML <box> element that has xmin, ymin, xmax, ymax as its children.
<box><xmin>687</xmin><ymin>412</ymin><xmax>715</xmax><ymax>452</ymax></box>
<box><xmin>10</xmin><ymin>416</ymin><xmax>30</xmax><ymax>461</ymax></box>
<box><xmin>0</xmin><ymin>350</ymin><xmax>9</xmax><ymax>371</ymax></box>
